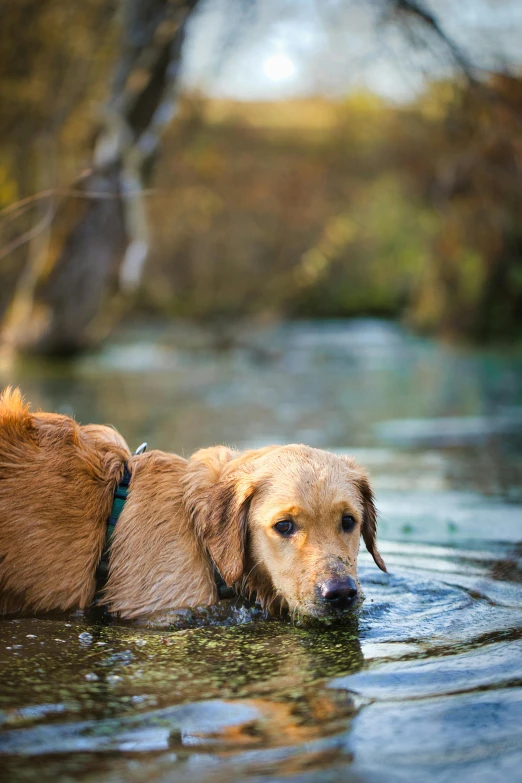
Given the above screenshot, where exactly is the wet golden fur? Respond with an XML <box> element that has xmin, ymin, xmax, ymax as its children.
<box><xmin>0</xmin><ymin>388</ymin><xmax>385</xmax><ymax>619</ymax></box>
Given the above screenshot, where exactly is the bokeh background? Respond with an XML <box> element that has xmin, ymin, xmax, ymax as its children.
<box><xmin>1</xmin><ymin>7</ymin><xmax>522</xmax><ymax>782</ymax></box>
<box><xmin>1</xmin><ymin>0</ymin><xmax>522</xmax><ymax>357</ymax></box>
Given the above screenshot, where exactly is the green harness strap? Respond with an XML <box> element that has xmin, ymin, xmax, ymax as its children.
<box><xmin>94</xmin><ymin>442</ymin><xmax>147</xmax><ymax>594</ymax></box>
<box><xmin>95</xmin><ymin>463</ymin><xmax>132</xmax><ymax>589</ymax></box>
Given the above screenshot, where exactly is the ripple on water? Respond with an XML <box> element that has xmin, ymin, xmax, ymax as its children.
<box><xmin>0</xmin><ymin>700</ymin><xmax>260</xmax><ymax>756</ymax></box>
<box><xmin>331</xmin><ymin>638</ymin><xmax>522</xmax><ymax>700</ymax></box>
<box><xmin>328</xmin><ymin>548</ymin><xmax>522</xmax><ymax>783</ymax></box>
<box><xmin>357</xmin><ymin>541</ymin><xmax>522</xmax><ymax>646</ymax></box>
<box><xmin>346</xmin><ymin>688</ymin><xmax>522</xmax><ymax>783</ymax></box>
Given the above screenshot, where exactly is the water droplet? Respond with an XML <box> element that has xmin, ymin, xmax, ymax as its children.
<box><xmin>135</xmin><ymin>639</ymin><xmax>147</xmax><ymax>647</ymax></box>
<box><xmin>79</xmin><ymin>632</ymin><xmax>93</xmax><ymax>644</ymax></box>
<box><xmin>26</xmin><ymin>634</ymin><xmax>37</xmax><ymax>639</ymax></box>
<box><xmin>85</xmin><ymin>673</ymin><xmax>99</xmax><ymax>681</ymax></box>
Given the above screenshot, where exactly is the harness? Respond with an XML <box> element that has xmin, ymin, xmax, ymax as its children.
<box><xmin>94</xmin><ymin>443</ymin><xmax>234</xmax><ymax>603</ymax></box>
<box><xmin>95</xmin><ymin>462</ymin><xmax>133</xmax><ymax>589</ymax></box>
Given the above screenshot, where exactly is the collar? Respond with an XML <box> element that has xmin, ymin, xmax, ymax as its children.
<box><xmin>94</xmin><ymin>443</ymin><xmax>236</xmax><ymax>604</ymax></box>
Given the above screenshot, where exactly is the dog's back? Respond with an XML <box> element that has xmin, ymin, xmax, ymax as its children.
<box><xmin>0</xmin><ymin>388</ymin><xmax>130</xmax><ymax>614</ymax></box>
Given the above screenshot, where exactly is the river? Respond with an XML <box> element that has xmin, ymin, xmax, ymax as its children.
<box><xmin>1</xmin><ymin>319</ymin><xmax>521</xmax><ymax>782</ymax></box>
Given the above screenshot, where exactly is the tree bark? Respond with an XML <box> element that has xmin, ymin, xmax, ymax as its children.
<box><xmin>4</xmin><ymin>0</ymin><xmax>199</xmax><ymax>356</ymax></box>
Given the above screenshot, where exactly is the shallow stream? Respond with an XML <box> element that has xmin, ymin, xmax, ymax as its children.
<box><xmin>1</xmin><ymin>320</ymin><xmax>521</xmax><ymax>782</ymax></box>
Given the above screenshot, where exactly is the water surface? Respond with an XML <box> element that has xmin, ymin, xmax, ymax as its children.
<box><xmin>1</xmin><ymin>320</ymin><xmax>521</xmax><ymax>782</ymax></box>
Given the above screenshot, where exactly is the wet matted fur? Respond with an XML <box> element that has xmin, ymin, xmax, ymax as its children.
<box><xmin>0</xmin><ymin>388</ymin><xmax>386</xmax><ymax>619</ymax></box>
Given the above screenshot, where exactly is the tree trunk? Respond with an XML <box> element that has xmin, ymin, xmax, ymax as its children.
<box><xmin>3</xmin><ymin>0</ymin><xmax>199</xmax><ymax>356</ymax></box>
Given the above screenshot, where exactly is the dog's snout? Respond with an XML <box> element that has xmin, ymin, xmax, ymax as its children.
<box><xmin>319</xmin><ymin>577</ymin><xmax>358</xmax><ymax>610</ymax></box>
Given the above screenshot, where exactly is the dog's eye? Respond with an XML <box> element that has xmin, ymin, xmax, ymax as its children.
<box><xmin>341</xmin><ymin>514</ymin><xmax>356</xmax><ymax>532</ymax></box>
<box><xmin>274</xmin><ymin>520</ymin><xmax>295</xmax><ymax>536</ymax></box>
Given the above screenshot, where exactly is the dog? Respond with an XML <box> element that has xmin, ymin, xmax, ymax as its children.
<box><xmin>0</xmin><ymin>387</ymin><xmax>386</xmax><ymax>620</ymax></box>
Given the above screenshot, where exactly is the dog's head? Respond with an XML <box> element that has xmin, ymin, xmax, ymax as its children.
<box><xmin>189</xmin><ymin>445</ymin><xmax>385</xmax><ymax>618</ymax></box>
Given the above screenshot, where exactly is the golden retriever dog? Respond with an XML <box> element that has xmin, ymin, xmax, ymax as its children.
<box><xmin>0</xmin><ymin>388</ymin><xmax>386</xmax><ymax>620</ymax></box>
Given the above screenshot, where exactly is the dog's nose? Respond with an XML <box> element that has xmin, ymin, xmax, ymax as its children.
<box><xmin>319</xmin><ymin>577</ymin><xmax>358</xmax><ymax>610</ymax></box>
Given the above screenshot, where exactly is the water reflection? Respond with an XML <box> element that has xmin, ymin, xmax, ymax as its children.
<box><xmin>0</xmin><ymin>619</ymin><xmax>363</xmax><ymax>781</ymax></box>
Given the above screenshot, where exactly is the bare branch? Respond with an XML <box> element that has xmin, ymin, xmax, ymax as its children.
<box><xmin>386</xmin><ymin>0</ymin><xmax>476</xmax><ymax>81</ymax></box>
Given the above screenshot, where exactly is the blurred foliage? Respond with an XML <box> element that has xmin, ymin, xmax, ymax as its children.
<box><xmin>145</xmin><ymin>80</ymin><xmax>522</xmax><ymax>341</ymax></box>
<box><xmin>1</xmin><ymin>0</ymin><xmax>521</xmax><ymax>343</ymax></box>
<box><xmin>0</xmin><ymin>0</ymin><xmax>119</xmax><ymax>319</ymax></box>
<box><xmin>0</xmin><ymin>0</ymin><xmax>118</xmax><ymax>177</ymax></box>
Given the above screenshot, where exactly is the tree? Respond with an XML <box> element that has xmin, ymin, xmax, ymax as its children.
<box><xmin>2</xmin><ymin>0</ymin><xmax>199</xmax><ymax>355</ymax></box>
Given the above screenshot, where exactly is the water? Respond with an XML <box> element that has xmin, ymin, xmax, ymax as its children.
<box><xmin>1</xmin><ymin>319</ymin><xmax>521</xmax><ymax>782</ymax></box>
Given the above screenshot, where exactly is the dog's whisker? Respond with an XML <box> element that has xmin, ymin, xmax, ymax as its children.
<box><xmin>243</xmin><ymin>560</ymin><xmax>262</xmax><ymax>586</ymax></box>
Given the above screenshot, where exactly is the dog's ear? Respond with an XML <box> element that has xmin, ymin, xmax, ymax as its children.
<box><xmin>356</xmin><ymin>473</ymin><xmax>386</xmax><ymax>572</ymax></box>
<box><xmin>185</xmin><ymin>445</ymin><xmax>281</xmax><ymax>586</ymax></box>
<box><xmin>184</xmin><ymin>447</ymin><xmax>255</xmax><ymax>586</ymax></box>
<box><xmin>202</xmin><ymin>470</ymin><xmax>255</xmax><ymax>586</ymax></box>
<box><xmin>342</xmin><ymin>457</ymin><xmax>386</xmax><ymax>573</ymax></box>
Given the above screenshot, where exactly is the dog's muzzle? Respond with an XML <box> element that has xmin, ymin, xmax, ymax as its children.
<box><xmin>318</xmin><ymin>576</ymin><xmax>358</xmax><ymax>611</ymax></box>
